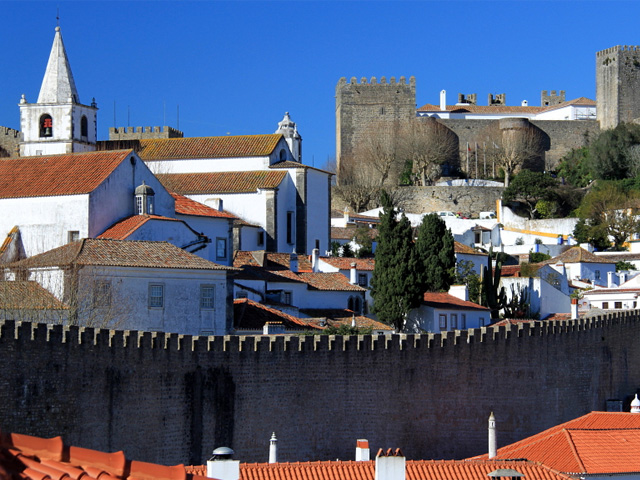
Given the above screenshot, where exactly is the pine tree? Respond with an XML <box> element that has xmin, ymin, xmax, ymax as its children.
<box><xmin>370</xmin><ymin>191</ymin><xmax>420</xmax><ymax>331</ymax></box>
<box><xmin>413</xmin><ymin>213</ymin><xmax>455</xmax><ymax>292</ymax></box>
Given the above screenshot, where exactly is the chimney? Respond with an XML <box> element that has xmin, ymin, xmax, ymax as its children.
<box><xmin>631</xmin><ymin>394</ymin><xmax>640</xmax><ymax>413</ymax></box>
<box><xmin>269</xmin><ymin>432</ymin><xmax>277</xmax><ymax>463</ymax></box>
<box><xmin>619</xmin><ymin>271</ymin><xmax>627</xmax><ymax>285</ymax></box>
<box><xmin>211</xmin><ymin>198</ymin><xmax>224</xmax><ymax>211</ymax></box>
<box><xmin>571</xmin><ymin>298</ymin><xmax>579</xmax><ymax>320</ymax></box>
<box><xmin>312</xmin><ymin>248</ymin><xmax>319</xmax><ymax>273</ymax></box>
<box><xmin>290</xmin><ymin>252</ymin><xmax>298</xmax><ymax>273</ymax></box>
<box><xmin>375</xmin><ymin>449</ymin><xmax>405</xmax><ymax>480</ymax></box>
<box><xmin>350</xmin><ymin>262</ymin><xmax>357</xmax><ymax>284</ymax></box>
<box><xmin>607</xmin><ymin>271</ymin><xmax>616</xmax><ymax>288</ymax></box>
<box><xmin>488</xmin><ymin>412</ymin><xmax>497</xmax><ymax>459</ymax></box>
<box><xmin>440</xmin><ymin>90</ymin><xmax>446</xmax><ymax>111</ymax></box>
<box><xmin>207</xmin><ymin>447</ymin><xmax>240</xmax><ymax>480</ymax></box>
<box><xmin>355</xmin><ymin>439</ymin><xmax>370</xmax><ymax>461</ymax></box>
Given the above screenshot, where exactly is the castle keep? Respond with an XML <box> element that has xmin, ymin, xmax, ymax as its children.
<box><xmin>596</xmin><ymin>46</ymin><xmax>640</xmax><ymax>130</ymax></box>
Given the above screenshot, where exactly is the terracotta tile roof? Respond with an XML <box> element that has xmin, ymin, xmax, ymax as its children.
<box><xmin>319</xmin><ymin>257</ymin><xmax>375</xmax><ymax>271</ymax></box>
<box><xmin>171</xmin><ymin>193</ymin><xmax>237</xmax><ymax>219</ymax></box>
<box><xmin>233</xmin><ymin>298</ymin><xmax>319</xmax><ymax>330</ymax></box>
<box><xmin>471</xmin><ymin>411</ymin><xmax>640</xmax><ymax>474</ymax></box>
<box><xmin>294</xmin><ymin>272</ymin><xmax>366</xmax><ymax>291</ymax></box>
<box><xmin>0</xmin><ymin>430</ymin><xmax>208</xmax><ymax>480</ymax></box>
<box><xmin>539</xmin><ymin>247</ymin><xmax>616</xmax><ymax>265</ymax></box>
<box><xmin>300</xmin><ymin>310</ymin><xmax>393</xmax><ymax>331</ymax></box>
<box><xmin>330</xmin><ymin>210</ymin><xmax>380</xmax><ymax>223</ymax></box>
<box><xmin>539</xmin><ymin>97</ymin><xmax>596</xmax><ymax>113</ymax></box>
<box><xmin>97</xmin><ymin>215</ymin><xmax>183</xmax><ymax>240</ymax></box>
<box><xmin>500</xmin><ymin>265</ymin><xmax>523</xmax><ymax>277</ymax></box>
<box><xmin>269</xmin><ymin>160</ymin><xmax>334</xmax><ymax>175</ymax></box>
<box><xmin>0</xmin><ymin>281</ymin><xmax>68</xmax><ymax>310</ymax></box>
<box><xmin>0</xmin><ymin>226</ymin><xmax>26</xmax><ymax>264</ymax></box>
<box><xmin>583</xmin><ymin>287</ymin><xmax>640</xmax><ymax>295</ymax></box>
<box><xmin>157</xmin><ymin>171</ymin><xmax>287</xmax><ymax>194</ymax></box>
<box><xmin>331</xmin><ymin>227</ymin><xmax>378</xmax><ymax>241</ymax></box>
<box><xmin>8</xmin><ymin>239</ymin><xmax>234</xmax><ymax>271</ymax></box>
<box><xmin>137</xmin><ymin>134</ymin><xmax>283</xmax><ymax>160</ymax></box>
<box><xmin>422</xmin><ymin>292</ymin><xmax>489</xmax><ymax>311</ymax></box>
<box><xmin>0</xmin><ymin>150</ymin><xmax>132</xmax><ymax>199</ymax></box>
<box><xmin>417</xmin><ymin>103</ymin><xmax>546</xmax><ymax>114</ymax></box>
<box><xmin>187</xmin><ymin>459</ymin><xmax>572</xmax><ymax>480</ymax></box>
<box><xmin>234</xmin><ymin>251</ymin><xmax>313</xmax><ymax>271</ymax></box>
<box><xmin>454</xmin><ymin>241</ymin><xmax>486</xmax><ymax>256</ymax></box>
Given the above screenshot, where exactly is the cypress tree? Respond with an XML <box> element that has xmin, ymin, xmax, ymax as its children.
<box><xmin>413</xmin><ymin>213</ymin><xmax>455</xmax><ymax>293</ymax></box>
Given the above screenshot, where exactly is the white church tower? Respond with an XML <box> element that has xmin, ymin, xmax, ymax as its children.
<box><xmin>19</xmin><ymin>26</ymin><xmax>98</xmax><ymax>156</ymax></box>
<box><xmin>275</xmin><ymin>112</ymin><xmax>302</xmax><ymax>162</ymax></box>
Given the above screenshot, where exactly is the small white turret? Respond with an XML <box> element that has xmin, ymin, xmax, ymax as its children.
<box><xmin>269</xmin><ymin>432</ymin><xmax>277</xmax><ymax>463</ymax></box>
<box><xmin>488</xmin><ymin>412</ymin><xmax>497</xmax><ymax>459</ymax></box>
<box><xmin>631</xmin><ymin>394</ymin><xmax>640</xmax><ymax>413</ymax></box>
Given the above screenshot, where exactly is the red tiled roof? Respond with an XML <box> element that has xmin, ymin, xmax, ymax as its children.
<box><xmin>454</xmin><ymin>242</ymin><xmax>486</xmax><ymax>256</ymax></box>
<box><xmin>471</xmin><ymin>411</ymin><xmax>640</xmax><ymax>474</ymax></box>
<box><xmin>319</xmin><ymin>257</ymin><xmax>375</xmax><ymax>271</ymax></box>
<box><xmin>300</xmin><ymin>310</ymin><xmax>393</xmax><ymax>331</ymax></box>
<box><xmin>422</xmin><ymin>292</ymin><xmax>489</xmax><ymax>311</ymax></box>
<box><xmin>417</xmin><ymin>103</ymin><xmax>546</xmax><ymax>114</ymax></box>
<box><xmin>0</xmin><ymin>430</ymin><xmax>207</xmax><ymax>480</ymax></box>
<box><xmin>234</xmin><ymin>251</ymin><xmax>313</xmax><ymax>271</ymax></box>
<box><xmin>0</xmin><ymin>281</ymin><xmax>68</xmax><ymax>310</ymax></box>
<box><xmin>0</xmin><ymin>150</ymin><xmax>132</xmax><ymax>199</ymax></box>
<box><xmin>234</xmin><ymin>298</ymin><xmax>319</xmax><ymax>330</ymax></box>
<box><xmin>8</xmin><ymin>239</ymin><xmax>234</xmax><ymax>271</ymax></box>
<box><xmin>157</xmin><ymin>171</ymin><xmax>287</xmax><ymax>194</ymax></box>
<box><xmin>171</xmin><ymin>193</ymin><xmax>237</xmax><ymax>219</ymax></box>
<box><xmin>582</xmin><ymin>287</ymin><xmax>640</xmax><ymax>295</ymax></box>
<box><xmin>539</xmin><ymin>247</ymin><xmax>616</xmax><ymax>265</ymax></box>
<box><xmin>137</xmin><ymin>134</ymin><xmax>283</xmax><ymax>160</ymax></box>
<box><xmin>269</xmin><ymin>161</ymin><xmax>334</xmax><ymax>175</ymax></box>
<box><xmin>97</xmin><ymin>215</ymin><xmax>183</xmax><ymax>240</ymax></box>
<box><xmin>187</xmin><ymin>459</ymin><xmax>572</xmax><ymax>480</ymax></box>
<box><xmin>294</xmin><ymin>272</ymin><xmax>366</xmax><ymax>292</ymax></box>
<box><xmin>539</xmin><ymin>97</ymin><xmax>596</xmax><ymax>113</ymax></box>
<box><xmin>330</xmin><ymin>227</ymin><xmax>378</xmax><ymax>241</ymax></box>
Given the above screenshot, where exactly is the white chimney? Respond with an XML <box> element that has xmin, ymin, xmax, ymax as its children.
<box><xmin>631</xmin><ymin>394</ymin><xmax>640</xmax><ymax>413</ymax></box>
<box><xmin>440</xmin><ymin>90</ymin><xmax>447</xmax><ymax>111</ymax></box>
<box><xmin>207</xmin><ymin>447</ymin><xmax>240</xmax><ymax>480</ymax></box>
<box><xmin>350</xmin><ymin>262</ymin><xmax>357</xmax><ymax>284</ymax></box>
<box><xmin>448</xmin><ymin>284</ymin><xmax>468</xmax><ymax>302</ymax></box>
<box><xmin>488</xmin><ymin>412</ymin><xmax>497</xmax><ymax>459</ymax></box>
<box><xmin>269</xmin><ymin>432</ymin><xmax>277</xmax><ymax>463</ymax></box>
<box><xmin>521</xmin><ymin>100</ymin><xmax>528</xmax><ymax>106</ymax></box>
<box><xmin>290</xmin><ymin>253</ymin><xmax>298</xmax><ymax>273</ymax></box>
<box><xmin>619</xmin><ymin>271</ymin><xmax>627</xmax><ymax>285</ymax></box>
<box><xmin>607</xmin><ymin>271</ymin><xmax>616</xmax><ymax>288</ymax></box>
<box><xmin>355</xmin><ymin>439</ymin><xmax>370</xmax><ymax>461</ymax></box>
<box><xmin>211</xmin><ymin>198</ymin><xmax>224</xmax><ymax>211</ymax></box>
<box><xmin>375</xmin><ymin>449</ymin><xmax>405</xmax><ymax>480</ymax></box>
<box><xmin>571</xmin><ymin>298</ymin><xmax>579</xmax><ymax>320</ymax></box>
<box><xmin>312</xmin><ymin>248</ymin><xmax>319</xmax><ymax>273</ymax></box>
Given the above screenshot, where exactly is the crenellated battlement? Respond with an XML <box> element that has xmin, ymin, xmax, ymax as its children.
<box><xmin>108</xmin><ymin>125</ymin><xmax>184</xmax><ymax>140</ymax></box>
<box><xmin>2</xmin><ymin>311</ymin><xmax>635</xmax><ymax>355</ymax></box>
<box><xmin>337</xmin><ymin>75</ymin><xmax>416</xmax><ymax>87</ymax></box>
<box><xmin>597</xmin><ymin>45</ymin><xmax>640</xmax><ymax>57</ymax></box>
<box><xmin>0</xmin><ymin>126</ymin><xmax>20</xmax><ymax>138</ymax></box>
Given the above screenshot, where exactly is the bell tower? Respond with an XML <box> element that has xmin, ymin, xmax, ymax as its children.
<box><xmin>19</xmin><ymin>26</ymin><xmax>98</xmax><ymax>156</ymax></box>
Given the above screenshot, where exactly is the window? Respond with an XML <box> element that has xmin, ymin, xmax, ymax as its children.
<box><xmin>286</xmin><ymin>211</ymin><xmax>295</xmax><ymax>244</ymax></box>
<box><xmin>136</xmin><ymin>196</ymin><xmax>143</xmax><ymax>215</ymax></box>
<box><xmin>615</xmin><ymin>301</ymin><xmax>623</xmax><ymax>309</ymax></box>
<box><xmin>200</xmin><ymin>285</ymin><xmax>215</xmax><ymax>310</ymax></box>
<box><xmin>257</xmin><ymin>231</ymin><xmax>265</xmax><ymax>246</ymax></box>
<box><xmin>282</xmin><ymin>291</ymin><xmax>292</xmax><ymax>305</ymax></box>
<box><xmin>93</xmin><ymin>281</ymin><xmax>112</xmax><ymax>307</ymax></box>
<box><xmin>149</xmin><ymin>284</ymin><xmax>164</xmax><ymax>308</ymax></box>
<box><xmin>67</xmin><ymin>231</ymin><xmax>79</xmax><ymax>243</ymax></box>
<box><xmin>450</xmin><ymin>314</ymin><xmax>458</xmax><ymax>329</ymax></box>
<box><xmin>348</xmin><ymin>296</ymin><xmax>362</xmax><ymax>314</ymax></box>
<box><xmin>602</xmin><ymin>302</ymin><xmax>609</xmax><ymax>309</ymax></box>
<box><xmin>279</xmin><ymin>149</ymin><xmax>287</xmax><ymax>161</ymax></box>
<box><xmin>479</xmin><ymin>317</ymin><xmax>486</xmax><ymax>326</ymax></box>
<box><xmin>147</xmin><ymin>197</ymin><xmax>154</xmax><ymax>215</ymax></box>
<box><xmin>461</xmin><ymin>314</ymin><xmax>466</xmax><ymax>329</ymax></box>
<box><xmin>40</xmin><ymin>114</ymin><xmax>53</xmax><ymax>137</ymax></box>
<box><xmin>315</xmin><ymin>239</ymin><xmax>320</xmax><ymax>250</ymax></box>
<box><xmin>216</xmin><ymin>238</ymin><xmax>227</xmax><ymax>261</ymax></box>
<box><xmin>358</xmin><ymin>273</ymin><xmax>368</xmax><ymax>287</ymax></box>
<box><xmin>595</xmin><ymin>270</ymin><xmax>601</xmax><ymax>280</ymax></box>
<box><xmin>81</xmin><ymin>115</ymin><xmax>88</xmax><ymax>137</ymax></box>
<box><xmin>439</xmin><ymin>314</ymin><xmax>447</xmax><ymax>330</ymax></box>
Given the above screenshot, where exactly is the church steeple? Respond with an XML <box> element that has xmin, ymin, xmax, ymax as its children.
<box><xmin>37</xmin><ymin>26</ymin><xmax>79</xmax><ymax>104</ymax></box>
<box><xmin>19</xmin><ymin>25</ymin><xmax>97</xmax><ymax>157</ymax></box>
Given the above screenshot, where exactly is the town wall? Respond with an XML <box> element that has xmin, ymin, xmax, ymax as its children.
<box><xmin>597</xmin><ymin>46</ymin><xmax>640</xmax><ymax>130</ymax></box>
<box><xmin>392</xmin><ymin>186</ymin><xmax>503</xmax><ymax>215</ymax></box>
<box><xmin>2</xmin><ymin>313</ymin><xmax>640</xmax><ymax>466</ymax></box>
<box><xmin>0</xmin><ymin>126</ymin><xmax>21</xmax><ymax>157</ymax></box>
<box><xmin>109</xmin><ymin>126</ymin><xmax>184</xmax><ymax>140</ymax></box>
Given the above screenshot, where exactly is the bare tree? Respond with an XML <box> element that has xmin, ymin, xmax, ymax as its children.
<box><xmin>399</xmin><ymin>118</ymin><xmax>458</xmax><ymax>186</ymax></box>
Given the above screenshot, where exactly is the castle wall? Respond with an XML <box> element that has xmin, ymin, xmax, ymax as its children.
<box><xmin>0</xmin><ymin>126</ymin><xmax>21</xmax><ymax>157</ymax></box>
<box><xmin>109</xmin><ymin>126</ymin><xmax>184</xmax><ymax>140</ymax></box>
<box><xmin>597</xmin><ymin>46</ymin><xmax>640</xmax><ymax>130</ymax></box>
<box><xmin>2</xmin><ymin>313</ymin><xmax>640</xmax><ymax>466</ymax></box>
<box><xmin>392</xmin><ymin>186</ymin><xmax>503</xmax><ymax>215</ymax></box>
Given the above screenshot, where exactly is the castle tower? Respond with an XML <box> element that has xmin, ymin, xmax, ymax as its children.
<box><xmin>596</xmin><ymin>46</ymin><xmax>640</xmax><ymax>130</ymax></box>
<box><xmin>335</xmin><ymin>76</ymin><xmax>416</xmax><ymax>182</ymax></box>
<box><xmin>275</xmin><ymin>112</ymin><xmax>302</xmax><ymax>162</ymax></box>
<box><xmin>19</xmin><ymin>26</ymin><xmax>98</xmax><ymax>156</ymax></box>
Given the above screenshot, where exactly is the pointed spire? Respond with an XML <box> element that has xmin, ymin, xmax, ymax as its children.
<box><xmin>37</xmin><ymin>26</ymin><xmax>79</xmax><ymax>104</ymax></box>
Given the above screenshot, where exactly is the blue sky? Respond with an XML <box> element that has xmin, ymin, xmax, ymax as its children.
<box><xmin>1</xmin><ymin>1</ymin><xmax>638</xmax><ymax>167</ymax></box>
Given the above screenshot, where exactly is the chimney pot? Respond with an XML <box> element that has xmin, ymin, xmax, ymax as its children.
<box><xmin>355</xmin><ymin>439</ymin><xmax>370</xmax><ymax>461</ymax></box>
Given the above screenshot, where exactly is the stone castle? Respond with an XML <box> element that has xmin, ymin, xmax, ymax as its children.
<box><xmin>336</xmin><ymin>45</ymin><xmax>640</xmax><ymax>180</ymax></box>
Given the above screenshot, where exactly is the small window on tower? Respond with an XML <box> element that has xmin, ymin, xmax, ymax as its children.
<box><xmin>40</xmin><ymin>114</ymin><xmax>53</xmax><ymax>137</ymax></box>
<box><xmin>81</xmin><ymin>115</ymin><xmax>88</xmax><ymax>137</ymax></box>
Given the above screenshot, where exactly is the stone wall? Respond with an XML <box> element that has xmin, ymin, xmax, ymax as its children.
<box><xmin>596</xmin><ymin>46</ymin><xmax>640</xmax><ymax>130</ymax></box>
<box><xmin>394</xmin><ymin>186</ymin><xmax>503</xmax><ymax>215</ymax></box>
<box><xmin>2</xmin><ymin>313</ymin><xmax>640</xmax><ymax>466</ymax></box>
<box><xmin>0</xmin><ymin>126</ymin><xmax>21</xmax><ymax>157</ymax></box>
<box><xmin>109</xmin><ymin>126</ymin><xmax>184</xmax><ymax>140</ymax></box>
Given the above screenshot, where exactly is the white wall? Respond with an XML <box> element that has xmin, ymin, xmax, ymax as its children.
<box><xmin>305</xmin><ymin>168</ymin><xmax>331</xmax><ymax>254</ymax></box>
<box><xmin>406</xmin><ymin>305</ymin><xmax>489</xmax><ymax>333</ymax></box>
<box><xmin>174</xmin><ymin>215</ymin><xmax>234</xmax><ymax>265</ymax></box>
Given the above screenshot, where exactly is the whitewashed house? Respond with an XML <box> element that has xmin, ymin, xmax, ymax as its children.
<box><xmin>538</xmin><ymin>246</ymin><xmax>616</xmax><ymax>287</ymax></box>
<box><xmin>3</xmin><ymin>239</ymin><xmax>235</xmax><ymax>335</ymax></box>
<box><xmin>406</xmin><ymin>292</ymin><xmax>490</xmax><ymax>333</ymax></box>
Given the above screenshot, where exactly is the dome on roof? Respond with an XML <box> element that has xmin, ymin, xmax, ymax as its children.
<box><xmin>631</xmin><ymin>394</ymin><xmax>640</xmax><ymax>413</ymax></box>
<box><xmin>135</xmin><ymin>181</ymin><xmax>155</xmax><ymax>196</ymax></box>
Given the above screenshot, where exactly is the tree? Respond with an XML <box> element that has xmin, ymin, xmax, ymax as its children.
<box><xmin>616</xmin><ymin>260</ymin><xmax>637</xmax><ymax>272</ymax></box>
<box><xmin>455</xmin><ymin>260</ymin><xmax>481</xmax><ymax>304</ymax></box>
<box><xmin>556</xmin><ymin>146</ymin><xmax>592</xmax><ymax>187</ymax></box>
<box><xmin>398</xmin><ymin>118</ymin><xmax>458</xmax><ymax>186</ymax></box>
<box><xmin>413</xmin><ymin>213</ymin><xmax>455</xmax><ymax>292</ymax></box>
<box><xmin>502</xmin><ymin>170</ymin><xmax>557</xmax><ymax>219</ymax></box>
<box><xmin>370</xmin><ymin>191</ymin><xmax>420</xmax><ymax>331</ymax></box>
<box><xmin>588</xmin><ymin>122</ymin><xmax>640</xmax><ymax>180</ymax></box>
<box><xmin>482</xmin><ymin>249</ymin><xmax>507</xmax><ymax>321</ymax></box>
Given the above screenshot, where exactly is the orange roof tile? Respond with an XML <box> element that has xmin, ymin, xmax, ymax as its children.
<box><xmin>330</xmin><ymin>227</ymin><xmax>378</xmax><ymax>241</ymax></box>
<box><xmin>186</xmin><ymin>459</ymin><xmax>572</xmax><ymax>480</ymax></box>
<box><xmin>269</xmin><ymin>160</ymin><xmax>334</xmax><ymax>175</ymax></box>
<box><xmin>137</xmin><ymin>134</ymin><xmax>283</xmax><ymax>160</ymax></box>
<box><xmin>539</xmin><ymin>97</ymin><xmax>596</xmax><ymax>113</ymax></box>
<box><xmin>422</xmin><ymin>292</ymin><xmax>489</xmax><ymax>311</ymax></box>
<box><xmin>234</xmin><ymin>298</ymin><xmax>319</xmax><ymax>330</ymax></box>
<box><xmin>294</xmin><ymin>272</ymin><xmax>366</xmax><ymax>292</ymax></box>
<box><xmin>454</xmin><ymin>242</ymin><xmax>486</xmax><ymax>256</ymax></box>
<box><xmin>417</xmin><ymin>103</ymin><xmax>546</xmax><ymax>114</ymax></box>
<box><xmin>538</xmin><ymin>247</ymin><xmax>617</xmax><ymax>265</ymax></box>
<box><xmin>157</xmin><ymin>171</ymin><xmax>287</xmax><ymax>194</ymax></box>
<box><xmin>472</xmin><ymin>411</ymin><xmax>640</xmax><ymax>474</ymax></box>
<box><xmin>171</xmin><ymin>193</ymin><xmax>237</xmax><ymax>219</ymax></box>
<box><xmin>9</xmin><ymin>239</ymin><xmax>234</xmax><ymax>271</ymax></box>
<box><xmin>319</xmin><ymin>257</ymin><xmax>375</xmax><ymax>271</ymax></box>
<box><xmin>233</xmin><ymin>251</ymin><xmax>313</xmax><ymax>271</ymax></box>
<box><xmin>1</xmin><ymin>430</ymin><xmax>207</xmax><ymax>480</ymax></box>
<box><xmin>0</xmin><ymin>150</ymin><xmax>133</xmax><ymax>199</ymax></box>
<box><xmin>97</xmin><ymin>215</ymin><xmax>183</xmax><ymax>240</ymax></box>
<box><xmin>0</xmin><ymin>281</ymin><xmax>68</xmax><ymax>310</ymax></box>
